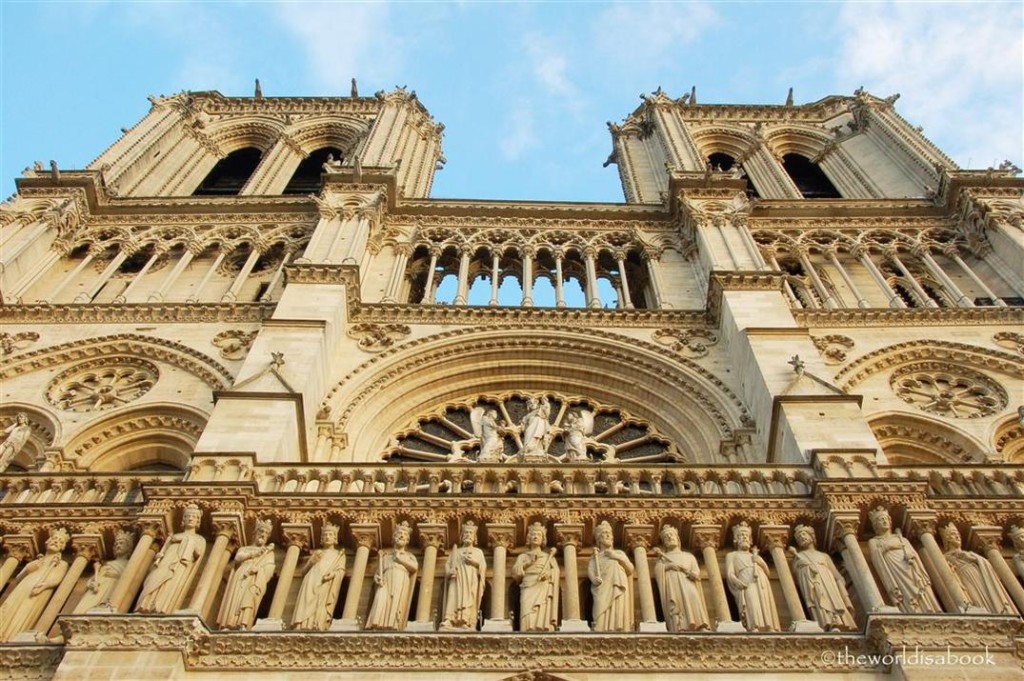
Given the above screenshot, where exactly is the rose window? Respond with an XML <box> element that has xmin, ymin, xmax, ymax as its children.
<box><xmin>47</xmin><ymin>359</ymin><xmax>159</xmax><ymax>412</ymax></box>
<box><xmin>890</xmin><ymin>365</ymin><xmax>1006</xmax><ymax>419</ymax></box>
<box><xmin>382</xmin><ymin>391</ymin><xmax>684</xmax><ymax>464</ymax></box>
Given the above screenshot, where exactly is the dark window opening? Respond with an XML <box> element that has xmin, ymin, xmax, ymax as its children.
<box><xmin>193</xmin><ymin>147</ymin><xmax>263</xmax><ymax>196</ymax></box>
<box><xmin>1002</xmin><ymin>297</ymin><xmax>1024</xmax><ymax>307</ymax></box>
<box><xmin>283</xmin><ymin>147</ymin><xmax>345</xmax><ymax>195</ymax></box>
<box><xmin>707</xmin><ymin>152</ymin><xmax>761</xmax><ymax>198</ymax></box>
<box><xmin>782</xmin><ymin>153</ymin><xmax>841</xmax><ymax>199</ymax></box>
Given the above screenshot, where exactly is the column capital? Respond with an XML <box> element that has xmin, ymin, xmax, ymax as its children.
<box><xmin>967</xmin><ymin>525</ymin><xmax>1006</xmax><ymax>553</ymax></box>
<box><xmin>350</xmin><ymin>523</ymin><xmax>380</xmax><ymax>550</ymax></box>
<box><xmin>71</xmin><ymin>533</ymin><xmax>106</xmax><ymax>563</ymax></box>
<box><xmin>757</xmin><ymin>525</ymin><xmax>792</xmax><ymax>552</ymax></box>
<box><xmin>905</xmin><ymin>512</ymin><xmax>938</xmax><ymax>540</ymax></box>
<box><xmin>485</xmin><ymin>523</ymin><xmax>516</xmax><ymax>551</ymax></box>
<box><xmin>689</xmin><ymin>525</ymin><xmax>723</xmax><ymax>551</ymax></box>
<box><xmin>1</xmin><ymin>533</ymin><xmax>39</xmax><ymax>562</ymax></box>
<box><xmin>417</xmin><ymin>523</ymin><xmax>448</xmax><ymax>550</ymax></box>
<box><xmin>136</xmin><ymin>511</ymin><xmax>171</xmax><ymax>541</ymax></box>
<box><xmin>280</xmin><ymin>523</ymin><xmax>314</xmax><ymax>552</ymax></box>
<box><xmin>554</xmin><ymin>523</ymin><xmax>585</xmax><ymax>549</ymax></box>
<box><xmin>825</xmin><ymin>512</ymin><xmax>861</xmax><ymax>550</ymax></box>
<box><xmin>623</xmin><ymin>524</ymin><xmax>656</xmax><ymax>551</ymax></box>
<box><xmin>211</xmin><ymin>511</ymin><xmax>244</xmax><ymax>543</ymax></box>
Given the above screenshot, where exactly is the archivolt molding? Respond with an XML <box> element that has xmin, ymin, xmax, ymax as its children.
<box><xmin>836</xmin><ymin>339</ymin><xmax>1024</xmax><ymax>390</ymax></box>
<box><xmin>0</xmin><ymin>333</ymin><xmax>235</xmax><ymax>390</ymax></box>
<box><xmin>63</xmin><ymin>404</ymin><xmax>207</xmax><ymax>470</ymax></box>
<box><xmin>321</xmin><ymin>326</ymin><xmax>749</xmax><ymax>463</ymax></box>
<box><xmin>993</xmin><ymin>414</ymin><xmax>1024</xmax><ymax>462</ymax></box>
<box><xmin>869</xmin><ymin>413</ymin><xmax>986</xmax><ymax>464</ymax></box>
<box><xmin>0</xmin><ymin>303</ymin><xmax>275</xmax><ymax>325</ymax></box>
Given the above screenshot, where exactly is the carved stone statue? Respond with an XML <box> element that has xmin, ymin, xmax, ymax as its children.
<box><xmin>291</xmin><ymin>522</ymin><xmax>346</xmax><ymax>631</ymax></box>
<box><xmin>939</xmin><ymin>523</ymin><xmax>1014</xmax><ymax>615</ymax></box>
<box><xmin>517</xmin><ymin>396</ymin><xmax>552</xmax><ymax>460</ymax></box>
<box><xmin>470</xmin><ymin>407</ymin><xmax>505</xmax><ymax>463</ymax></box>
<box><xmin>0</xmin><ymin>528</ymin><xmax>69</xmax><ymax>641</ymax></box>
<box><xmin>588</xmin><ymin>520</ymin><xmax>634</xmax><ymax>632</ymax></box>
<box><xmin>652</xmin><ymin>525</ymin><xmax>709</xmax><ymax>632</ymax></box>
<box><xmin>866</xmin><ymin>507</ymin><xmax>941</xmax><ymax>613</ymax></box>
<box><xmin>1010</xmin><ymin>525</ymin><xmax>1024</xmax><ymax>582</ymax></box>
<box><xmin>365</xmin><ymin>521</ymin><xmax>418</xmax><ymax>630</ymax></box>
<box><xmin>789</xmin><ymin>524</ymin><xmax>856</xmax><ymax>631</ymax></box>
<box><xmin>0</xmin><ymin>412</ymin><xmax>31</xmax><ymax>471</ymax></box>
<box><xmin>217</xmin><ymin>519</ymin><xmax>276</xmax><ymax>630</ymax></box>
<box><xmin>441</xmin><ymin>520</ymin><xmax>486</xmax><ymax>629</ymax></box>
<box><xmin>73</xmin><ymin>530</ymin><xmax>135</xmax><ymax>613</ymax></box>
<box><xmin>562</xmin><ymin>410</ymin><xmax>591</xmax><ymax>462</ymax></box>
<box><xmin>511</xmin><ymin>522</ymin><xmax>559</xmax><ymax>632</ymax></box>
<box><xmin>725</xmin><ymin>522</ymin><xmax>780</xmax><ymax>632</ymax></box>
<box><xmin>136</xmin><ymin>504</ymin><xmax>207</xmax><ymax>614</ymax></box>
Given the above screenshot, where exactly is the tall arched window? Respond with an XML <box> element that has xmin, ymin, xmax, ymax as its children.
<box><xmin>708</xmin><ymin>152</ymin><xmax>761</xmax><ymax>198</ymax></box>
<box><xmin>193</xmin><ymin>147</ymin><xmax>263</xmax><ymax>196</ymax></box>
<box><xmin>782</xmin><ymin>154</ymin><xmax>841</xmax><ymax>199</ymax></box>
<box><xmin>283</xmin><ymin>147</ymin><xmax>344</xmax><ymax>195</ymax></box>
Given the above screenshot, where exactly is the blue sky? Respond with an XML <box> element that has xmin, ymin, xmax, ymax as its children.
<box><xmin>1</xmin><ymin>1</ymin><xmax>1021</xmax><ymax>202</ymax></box>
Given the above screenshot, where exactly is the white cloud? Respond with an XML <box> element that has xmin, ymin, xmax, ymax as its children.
<box><xmin>275</xmin><ymin>4</ymin><xmax>401</xmax><ymax>90</ymax></box>
<box><xmin>592</xmin><ymin>1</ymin><xmax>719</xmax><ymax>68</ymax></box>
<box><xmin>499</xmin><ymin>104</ymin><xmax>538</xmax><ymax>161</ymax></box>
<box><xmin>835</xmin><ymin>1</ymin><xmax>1023</xmax><ymax>167</ymax></box>
<box><xmin>523</xmin><ymin>32</ymin><xmax>577</xmax><ymax>99</ymax></box>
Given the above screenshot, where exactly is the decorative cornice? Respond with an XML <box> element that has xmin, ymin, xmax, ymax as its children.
<box><xmin>0</xmin><ymin>303</ymin><xmax>275</xmax><ymax>325</ymax></box>
<box><xmin>352</xmin><ymin>303</ymin><xmax>706</xmax><ymax>329</ymax></box>
<box><xmin>794</xmin><ymin>307</ymin><xmax>1024</xmax><ymax>328</ymax></box>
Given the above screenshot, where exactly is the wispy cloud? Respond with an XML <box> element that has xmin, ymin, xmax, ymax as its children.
<box><xmin>275</xmin><ymin>4</ymin><xmax>401</xmax><ymax>91</ymax></box>
<box><xmin>499</xmin><ymin>104</ymin><xmax>538</xmax><ymax>161</ymax></box>
<box><xmin>592</xmin><ymin>1</ymin><xmax>719</xmax><ymax>68</ymax></box>
<box><xmin>835</xmin><ymin>1</ymin><xmax>1022</xmax><ymax>167</ymax></box>
<box><xmin>523</xmin><ymin>32</ymin><xmax>577</xmax><ymax>99</ymax></box>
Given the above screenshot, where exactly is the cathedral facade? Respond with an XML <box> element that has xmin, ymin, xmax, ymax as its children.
<box><xmin>0</xmin><ymin>85</ymin><xmax>1022</xmax><ymax>680</ymax></box>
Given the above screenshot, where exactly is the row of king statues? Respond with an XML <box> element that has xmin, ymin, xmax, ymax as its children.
<box><xmin>1</xmin><ymin>506</ymin><xmax>1022</xmax><ymax>640</ymax></box>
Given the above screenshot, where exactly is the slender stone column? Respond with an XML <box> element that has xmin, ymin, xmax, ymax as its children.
<box><xmin>109</xmin><ymin>516</ymin><xmax>167</xmax><ymax>613</ymax></box>
<box><xmin>583</xmin><ymin>248</ymin><xmax>601</xmax><ymax>308</ymax></box>
<box><xmin>185</xmin><ymin>513</ymin><xmax>240</xmax><ymax>616</ymax></box>
<box><xmin>10</xmin><ymin>249</ymin><xmax>62</xmax><ymax>302</ymax></box>
<box><xmin>829</xmin><ymin>516</ymin><xmax>889</xmax><ymax>614</ymax></box>
<box><xmin>555</xmin><ymin>523</ymin><xmax>588</xmax><ymax>631</ymax></box>
<box><xmin>410</xmin><ymin>524</ymin><xmax>447</xmax><ymax>630</ymax></box>
<box><xmin>382</xmin><ymin>244</ymin><xmax>411</xmax><ymax>303</ymax></box>
<box><xmin>625</xmin><ymin>525</ymin><xmax>663</xmax><ymax>631</ymax></box>
<box><xmin>34</xmin><ymin>534</ymin><xmax>104</xmax><ymax>636</ymax></box>
<box><xmin>910</xmin><ymin>519</ymin><xmax>969</xmax><ymax>613</ymax></box>
<box><xmin>186</xmin><ymin>251</ymin><xmax>227</xmax><ymax>303</ymax></box>
<box><xmin>113</xmin><ymin>248</ymin><xmax>161</xmax><ymax>303</ymax></box>
<box><xmin>616</xmin><ymin>252</ymin><xmax>634</xmax><ymax>309</ymax></box>
<box><xmin>324</xmin><ymin>208</ymin><xmax>356</xmax><ymax>264</ymax></box>
<box><xmin>691</xmin><ymin>525</ymin><xmax>742</xmax><ymax>631</ymax></box>
<box><xmin>797</xmin><ymin>248</ymin><xmax>837</xmax><ymax>309</ymax></box>
<box><xmin>0</xmin><ymin>535</ymin><xmax>38</xmax><ymax>593</ymax></box>
<box><xmin>766</xmin><ymin>252</ymin><xmax>804</xmax><ymax>308</ymax></box>
<box><xmin>553</xmin><ymin>253</ymin><xmax>566</xmax><ymax>308</ymax></box>
<box><xmin>257</xmin><ymin>523</ymin><xmax>312</xmax><ymax>630</ymax></box>
<box><xmin>520</xmin><ymin>246</ymin><xmax>534</xmax><ymax>306</ymax></box>
<box><xmin>220</xmin><ymin>247</ymin><xmax>262</xmax><ymax>302</ymax></box>
<box><xmin>259</xmin><ymin>250</ymin><xmax>293</xmax><ymax>302</ymax></box>
<box><xmin>453</xmin><ymin>248</ymin><xmax>471</xmax><ymax>305</ymax></box>
<box><xmin>970</xmin><ymin>527</ymin><xmax>1024</xmax><ymax>615</ymax></box>
<box><xmin>420</xmin><ymin>248</ymin><xmax>440</xmax><ymax>304</ymax></box>
<box><xmin>854</xmin><ymin>246</ymin><xmax>906</xmax><ymax>308</ymax></box>
<box><xmin>918</xmin><ymin>248</ymin><xmax>971</xmax><ymax>307</ymax></box>
<box><xmin>489</xmin><ymin>251</ymin><xmax>501</xmax><ymax>305</ymax></box>
<box><xmin>759</xmin><ymin>526</ymin><xmax>820</xmax><ymax>632</ymax></box>
<box><xmin>73</xmin><ymin>250</ymin><xmax>128</xmax><ymax>303</ymax></box>
<box><xmin>342</xmin><ymin>209</ymin><xmax>373</xmax><ymax>265</ymax></box>
<box><xmin>148</xmin><ymin>245</ymin><xmax>197</xmax><ymax>302</ymax></box>
<box><xmin>337</xmin><ymin>524</ymin><xmax>379</xmax><ymax>628</ymax></box>
<box><xmin>826</xmin><ymin>248</ymin><xmax>868</xmax><ymax>308</ymax></box>
<box><xmin>888</xmin><ymin>249</ymin><xmax>938</xmax><ymax>307</ymax></box>
<box><xmin>945</xmin><ymin>245</ymin><xmax>1006</xmax><ymax>306</ymax></box>
<box><xmin>641</xmin><ymin>250</ymin><xmax>664</xmax><ymax>309</ymax></box>
<box><xmin>45</xmin><ymin>250</ymin><xmax>95</xmax><ymax>303</ymax></box>
<box><xmin>482</xmin><ymin>524</ymin><xmax>515</xmax><ymax>631</ymax></box>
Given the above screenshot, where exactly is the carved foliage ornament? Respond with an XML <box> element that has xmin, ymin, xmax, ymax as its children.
<box><xmin>993</xmin><ymin>331</ymin><xmax>1024</xmax><ymax>357</ymax></box>
<box><xmin>890</xmin><ymin>364</ymin><xmax>1007</xmax><ymax>419</ymax></box>
<box><xmin>46</xmin><ymin>358</ymin><xmax>158</xmax><ymax>413</ymax></box>
<box><xmin>0</xmin><ymin>331</ymin><xmax>40</xmax><ymax>358</ymax></box>
<box><xmin>347</xmin><ymin>323</ymin><xmax>412</xmax><ymax>352</ymax></box>
<box><xmin>212</xmin><ymin>330</ymin><xmax>258</xmax><ymax>360</ymax></box>
<box><xmin>652</xmin><ymin>328</ymin><xmax>718</xmax><ymax>359</ymax></box>
<box><xmin>812</xmin><ymin>334</ymin><xmax>856</xmax><ymax>365</ymax></box>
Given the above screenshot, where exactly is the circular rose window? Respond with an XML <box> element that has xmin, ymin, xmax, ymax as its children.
<box><xmin>890</xmin><ymin>364</ymin><xmax>1006</xmax><ymax>419</ymax></box>
<box><xmin>46</xmin><ymin>358</ymin><xmax>158</xmax><ymax>412</ymax></box>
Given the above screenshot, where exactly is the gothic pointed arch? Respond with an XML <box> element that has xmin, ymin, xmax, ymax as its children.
<box><xmin>992</xmin><ymin>413</ymin><xmax>1024</xmax><ymax>463</ymax></box>
<box><xmin>63</xmin><ymin>404</ymin><xmax>206</xmax><ymax>472</ymax></box>
<box><xmin>869</xmin><ymin>412</ymin><xmax>988</xmax><ymax>464</ymax></box>
<box><xmin>320</xmin><ymin>326</ymin><xmax>750</xmax><ymax>464</ymax></box>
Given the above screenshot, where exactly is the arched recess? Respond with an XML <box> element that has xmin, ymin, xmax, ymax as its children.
<box><xmin>321</xmin><ymin>327</ymin><xmax>749</xmax><ymax>464</ymax></box>
<box><xmin>0</xmin><ymin>404</ymin><xmax>60</xmax><ymax>470</ymax></box>
<box><xmin>0</xmin><ymin>332</ymin><xmax>235</xmax><ymax>393</ymax></box>
<box><xmin>870</xmin><ymin>412</ymin><xmax>988</xmax><ymax>464</ymax></box>
<box><xmin>993</xmin><ymin>414</ymin><xmax>1024</xmax><ymax>463</ymax></box>
<box><xmin>63</xmin><ymin>404</ymin><xmax>207</xmax><ymax>472</ymax></box>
